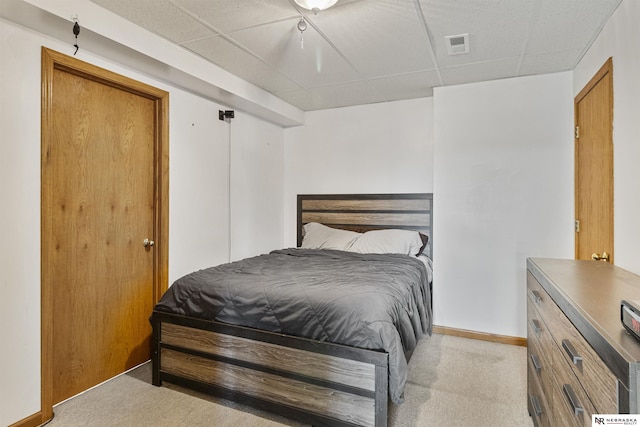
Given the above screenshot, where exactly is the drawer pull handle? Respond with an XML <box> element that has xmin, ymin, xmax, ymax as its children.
<box><xmin>530</xmin><ymin>319</ymin><xmax>542</xmax><ymax>336</ymax></box>
<box><xmin>530</xmin><ymin>353</ymin><xmax>542</xmax><ymax>372</ymax></box>
<box><xmin>530</xmin><ymin>395</ymin><xmax>542</xmax><ymax>417</ymax></box>
<box><xmin>563</xmin><ymin>384</ymin><xmax>584</xmax><ymax>416</ymax></box>
<box><xmin>530</xmin><ymin>290</ymin><xmax>542</xmax><ymax>304</ymax></box>
<box><xmin>562</xmin><ymin>339</ymin><xmax>583</xmax><ymax>365</ymax></box>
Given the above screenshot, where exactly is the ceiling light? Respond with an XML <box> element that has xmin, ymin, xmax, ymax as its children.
<box><xmin>294</xmin><ymin>0</ymin><xmax>338</xmax><ymax>14</ymax></box>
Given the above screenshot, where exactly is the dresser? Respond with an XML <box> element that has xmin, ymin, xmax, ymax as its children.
<box><xmin>527</xmin><ymin>258</ymin><xmax>640</xmax><ymax>426</ymax></box>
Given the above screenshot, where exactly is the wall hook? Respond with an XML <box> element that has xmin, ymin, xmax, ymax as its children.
<box><xmin>219</xmin><ymin>110</ymin><xmax>235</xmax><ymax>121</ymax></box>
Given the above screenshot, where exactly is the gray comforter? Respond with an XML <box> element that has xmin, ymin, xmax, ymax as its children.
<box><xmin>155</xmin><ymin>248</ymin><xmax>432</xmax><ymax>403</ymax></box>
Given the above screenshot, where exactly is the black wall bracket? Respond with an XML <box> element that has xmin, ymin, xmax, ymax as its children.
<box><xmin>219</xmin><ymin>110</ymin><xmax>235</xmax><ymax>121</ymax></box>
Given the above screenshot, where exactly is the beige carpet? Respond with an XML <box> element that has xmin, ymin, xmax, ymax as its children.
<box><xmin>389</xmin><ymin>334</ymin><xmax>534</xmax><ymax>426</ymax></box>
<box><xmin>47</xmin><ymin>334</ymin><xmax>534</xmax><ymax>427</ymax></box>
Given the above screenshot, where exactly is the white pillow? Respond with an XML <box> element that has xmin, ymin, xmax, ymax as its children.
<box><xmin>301</xmin><ymin>222</ymin><xmax>361</xmax><ymax>250</ymax></box>
<box><xmin>348</xmin><ymin>229</ymin><xmax>424</xmax><ymax>255</ymax></box>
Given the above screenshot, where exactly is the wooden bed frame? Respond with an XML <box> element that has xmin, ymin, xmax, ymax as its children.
<box><xmin>150</xmin><ymin>193</ymin><xmax>433</xmax><ymax>427</ymax></box>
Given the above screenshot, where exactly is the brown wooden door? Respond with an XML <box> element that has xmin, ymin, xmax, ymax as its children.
<box><xmin>574</xmin><ymin>58</ymin><xmax>613</xmax><ymax>263</ymax></box>
<box><xmin>41</xmin><ymin>48</ymin><xmax>169</xmax><ymax>415</ymax></box>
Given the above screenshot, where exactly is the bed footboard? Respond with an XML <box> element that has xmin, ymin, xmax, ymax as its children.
<box><xmin>151</xmin><ymin>311</ymin><xmax>389</xmax><ymax>427</ymax></box>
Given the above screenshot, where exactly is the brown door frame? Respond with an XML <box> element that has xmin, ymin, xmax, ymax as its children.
<box><xmin>40</xmin><ymin>47</ymin><xmax>169</xmax><ymax>423</ymax></box>
<box><xmin>574</xmin><ymin>57</ymin><xmax>614</xmax><ymax>262</ymax></box>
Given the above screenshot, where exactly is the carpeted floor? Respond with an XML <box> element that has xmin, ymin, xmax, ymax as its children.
<box><xmin>46</xmin><ymin>334</ymin><xmax>534</xmax><ymax>427</ymax></box>
<box><xmin>388</xmin><ymin>334</ymin><xmax>534</xmax><ymax>426</ymax></box>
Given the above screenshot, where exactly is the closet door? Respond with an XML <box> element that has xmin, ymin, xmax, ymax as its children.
<box><xmin>41</xmin><ymin>48</ymin><xmax>169</xmax><ymax>411</ymax></box>
<box><xmin>574</xmin><ymin>58</ymin><xmax>613</xmax><ymax>263</ymax></box>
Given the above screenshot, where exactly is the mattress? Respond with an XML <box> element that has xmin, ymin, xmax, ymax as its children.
<box><xmin>154</xmin><ymin>248</ymin><xmax>432</xmax><ymax>403</ymax></box>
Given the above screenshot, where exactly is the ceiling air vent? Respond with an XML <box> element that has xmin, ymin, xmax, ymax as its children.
<box><xmin>445</xmin><ymin>33</ymin><xmax>469</xmax><ymax>55</ymax></box>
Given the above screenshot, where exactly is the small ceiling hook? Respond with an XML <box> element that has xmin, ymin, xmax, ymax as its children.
<box><xmin>297</xmin><ymin>17</ymin><xmax>307</xmax><ymax>50</ymax></box>
<box><xmin>72</xmin><ymin>15</ymin><xmax>80</xmax><ymax>55</ymax></box>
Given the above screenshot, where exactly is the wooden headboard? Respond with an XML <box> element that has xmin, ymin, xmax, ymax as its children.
<box><xmin>297</xmin><ymin>193</ymin><xmax>433</xmax><ymax>257</ymax></box>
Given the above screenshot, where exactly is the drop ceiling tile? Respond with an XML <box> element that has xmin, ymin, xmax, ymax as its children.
<box><xmin>368</xmin><ymin>71</ymin><xmax>440</xmax><ymax>101</ymax></box>
<box><xmin>518</xmin><ymin>49</ymin><xmax>583</xmax><ymax>76</ymax></box>
<box><xmin>171</xmin><ymin>0</ymin><xmax>299</xmax><ymax>34</ymax></box>
<box><xmin>229</xmin><ymin>18</ymin><xmax>361</xmax><ymax>88</ymax></box>
<box><xmin>420</xmin><ymin>0</ymin><xmax>534</xmax><ymax>68</ymax></box>
<box><xmin>525</xmin><ymin>0</ymin><xmax>622</xmax><ymax>55</ymax></box>
<box><xmin>91</xmin><ymin>0</ymin><xmax>623</xmax><ymax>111</ymax></box>
<box><xmin>308</xmin><ymin>81</ymin><xmax>386</xmax><ymax>109</ymax></box>
<box><xmin>310</xmin><ymin>0</ymin><xmax>435</xmax><ymax>79</ymax></box>
<box><xmin>91</xmin><ymin>0</ymin><xmax>216</xmax><ymax>43</ymax></box>
<box><xmin>273</xmin><ymin>88</ymin><xmax>332</xmax><ymax>111</ymax></box>
<box><xmin>183</xmin><ymin>36</ymin><xmax>301</xmax><ymax>94</ymax></box>
<box><xmin>440</xmin><ymin>57</ymin><xmax>520</xmax><ymax>86</ymax></box>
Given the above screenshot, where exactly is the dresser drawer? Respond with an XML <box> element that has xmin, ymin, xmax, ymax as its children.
<box><xmin>528</xmin><ymin>328</ymin><xmax>553</xmax><ymax>404</ymax></box>
<box><xmin>543</xmin><ymin>297</ymin><xmax>618</xmax><ymax>413</ymax></box>
<box><xmin>527</xmin><ymin>301</ymin><xmax>553</xmax><ymax>366</ymax></box>
<box><xmin>528</xmin><ymin>359</ymin><xmax>551</xmax><ymax>427</ymax></box>
<box><xmin>552</xmin><ymin>342</ymin><xmax>597</xmax><ymax>427</ymax></box>
<box><xmin>527</xmin><ymin>272</ymin><xmax>555</xmax><ymax>324</ymax></box>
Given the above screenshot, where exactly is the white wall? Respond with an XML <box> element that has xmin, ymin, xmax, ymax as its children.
<box><xmin>0</xmin><ymin>17</ymin><xmax>284</xmax><ymax>426</ymax></box>
<box><xmin>433</xmin><ymin>73</ymin><xmax>575</xmax><ymax>337</ymax></box>
<box><xmin>229</xmin><ymin>113</ymin><xmax>285</xmax><ymax>261</ymax></box>
<box><xmin>283</xmin><ymin>98</ymin><xmax>434</xmax><ymax>245</ymax></box>
<box><xmin>0</xmin><ymin>17</ymin><xmax>43</xmax><ymax>427</ymax></box>
<box><xmin>169</xmin><ymin>100</ymin><xmax>285</xmax><ymax>280</ymax></box>
<box><xmin>573</xmin><ymin>0</ymin><xmax>640</xmax><ymax>274</ymax></box>
<box><xmin>168</xmin><ymin>91</ymin><xmax>231</xmax><ymax>281</ymax></box>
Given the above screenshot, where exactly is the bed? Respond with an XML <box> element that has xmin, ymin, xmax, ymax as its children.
<box><xmin>150</xmin><ymin>193</ymin><xmax>433</xmax><ymax>427</ymax></box>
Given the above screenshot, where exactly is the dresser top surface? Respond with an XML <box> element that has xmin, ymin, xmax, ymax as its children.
<box><xmin>528</xmin><ymin>257</ymin><xmax>640</xmax><ymax>364</ymax></box>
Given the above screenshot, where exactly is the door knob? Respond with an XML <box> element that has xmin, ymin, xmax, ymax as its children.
<box><xmin>591</xmin><ymin>252</ymin><xmax>609</xmax><ymax>262</ymax></box>
<box><xmin>143</xmin><ymin>238</ymin><xmax>155</xmax><ymax>248</ymax></box>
